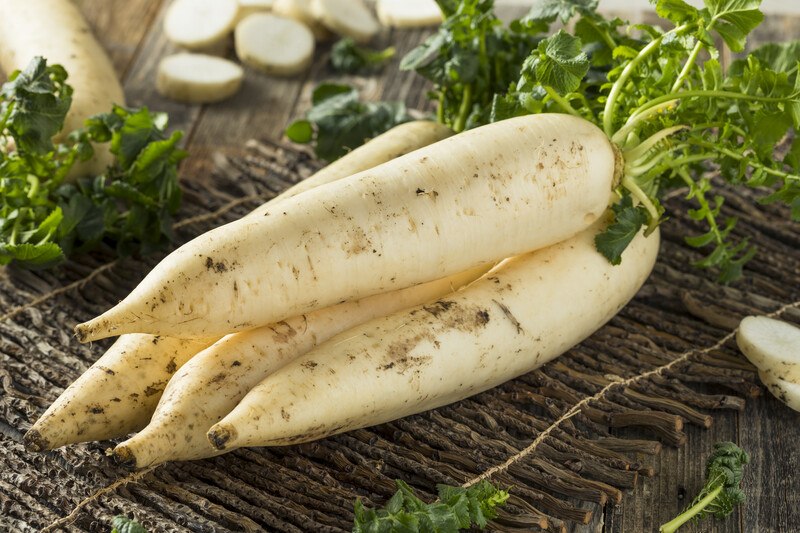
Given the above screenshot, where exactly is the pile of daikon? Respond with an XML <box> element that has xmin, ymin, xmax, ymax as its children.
<box><xmin>24</xmin><ymin>0</ymin><xmax>800</xmax><ymax>470</ymax></box>
<box><xmin>26</xmin><ymin>113</ymin><xmax>659</xmax><ymax>467</ymax></box>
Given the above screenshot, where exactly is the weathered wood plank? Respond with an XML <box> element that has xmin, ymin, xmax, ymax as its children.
<box><xmin>74</xmin><ymin>0</ymin><xmax>164</xmax><ymax>79</ymax></box>
<box><xmin>119</xmin><ymin>1</ymin><xmax>205</xmax><ymax>143</ymax></box>
<box><xmin>739</xmin><ymin>393</ymin><xmax>800</xmax><ymax>532</ymax></box>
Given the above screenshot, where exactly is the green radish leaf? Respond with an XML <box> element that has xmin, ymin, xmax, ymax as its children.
<box><xmin>520</xmin><ymin>0</ymin><xmax>598</xmax><ymax>24</ymax></box>
<box><xmin>330</xmin><ymin>38</ymin><xmax>396</xmax><ymax>74</ymax></box>
<box><xmin>285</xmin><ymin>119</ymin><xmax>314</xmax><ymax>143</ymax></box>
<box><xmin>524</xmin><ymin>30</ymin><xmax>590</xmax><ymax>94</ymax></box>
<box><xmin>288</xmin><ymin>83</ymin><xmax>411</xmax><ymax>162</ymax></box>
<box><xmin>704</xmin><ymin>0</ymin><xmax>763</xmax><ymax>52</ymax></box>
<box><xmin>655</xmin><ymin>0</ymin><xmax>700</xmax><ymax>24</ymax></box>
<box><xmin>0</xmin><ymin>56</ymin><xmax>72</xmax><ymax>155</ymax></box>
<box><xmin>352</xmin><ymin>479</ymin><xmax>509</xmax><ymax>532</ymax></box>
<box><xmin>595</xmin><ymin>196</ymin><xmax>649</xmax><ymax>265</ymax></box>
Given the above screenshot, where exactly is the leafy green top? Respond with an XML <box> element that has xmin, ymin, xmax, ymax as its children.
<box><xmin>0</xmin><ymin>57</ymin><xmax>185</xmax><ymax>269</ymax></box>
<box><xmin>659</xmin><ymin>442</ymin><xmax>749</xmax><ymax>533</ymax></box>
<box><xmin>353</xmin><ymin>480</ymin><xmax>509</xmax><ymax>533</ymax></box>
<box><xmin>431</xmin><ymin>0</ymin><xmax>799</xmax><ymax>281</ymax></box>
<box><xmin>400</xmin><ymin>0</ymin><xmax>542</xmax><ymax>132</ymax></box>
<box><xmin>286</xmin><ymin>83</ymin><xmax>411</xmax><ymax>162</ymax></box>
<box><xmin>331</xmin><ymin>38</ymin><xmax>397</xmax><ymax>74</ymax></box>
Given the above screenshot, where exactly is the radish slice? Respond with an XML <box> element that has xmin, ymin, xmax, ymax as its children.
<box><xmin>759</xmin><ymin>370</ymin><xmax>800</xmax><ymax>412</ymax></box>
<box><xmin>235</xmin><ymin>13</ymin><xmax>315</xmax><ymax>76</ymax></box>
<box><xmin>156</xmin><ymin>53</ymin><xmax>244</xmax><ymax>104</ymax></box>
<box><xmin>163</xmin><ymin>0</ymin><xmax>240</xmax><ymax>50</ymax></box>
<box><xmin>273</xmin><ymin>0</ymin><xmax>332</xmax><ymax>41</ymax></box>
<box><xmin>311</xmin><ymin>0</ymin><xmax>380</xmax><ymax>43</ymax></box>
<box><xmin>737</xmin><ymin>315</ymin><xmax>800</xmax><ymax>382</ymax></box>
<box><xmin>376</xmin><ymin>0</ymin><xmax>442</xmax><ymax>28</ymax></box>
<box><xmin>238</xmin><ymin>0</ymin><xmax>274</xmax><ymax>20</ymax></box>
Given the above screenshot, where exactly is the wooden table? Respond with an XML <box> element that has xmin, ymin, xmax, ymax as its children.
<box><xmin>1</xmin><ymin>1</ymin><xmax>799</xmax><ymax>532</ymax></box>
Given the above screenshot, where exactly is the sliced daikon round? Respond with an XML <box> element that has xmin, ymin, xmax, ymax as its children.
<box><xmin>759</xmin><ymin>369</ymin><xmax>800</xmax><ymax>412</ymax></box>
<box><xmin>737</xmin><ymin>315</ymin><xmax>800</xmax><ymax>382</ymax></box>
<box><xmin>235</xmin><ymin>13</ymin><xmax>315</xmax><ymax>76</ymax></box>
<box><xmin>311</xmin><ymin>0</ymin><xmax>380</xmax><ymax>43</ymax></box>
<box><xmin>164</xmin><ymin>0</ymin><xmax>240</xmax><ymax>50</ymax></box>
<box><xmin>376</xmin><ymin>0</ymin><xmax>442</xmax><ymax>28</ymax></box>
<box><xmin>157</xmin><ymin>53</ymin><xmax>244</xmax><ymax>104</ymax></box>
<box><xmin>273</xmin><ymin>0</ymin><xmax>333</xmax><ymax>41</ymax></box>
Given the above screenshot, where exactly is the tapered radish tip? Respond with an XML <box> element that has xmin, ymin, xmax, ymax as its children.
<box><xmin>112</xmin><ymin>446</ymin><xmax>137</xmax><ymax>469</ymax></box>
<box><xmin>207</xmin><ymin>426</ymin><xmax>235</xmax><ymax>450</ymax></box>
<box><xmin>23</xmin><ymin>429</ymin><xmax>48</xmax><ymax>453</ymax></box>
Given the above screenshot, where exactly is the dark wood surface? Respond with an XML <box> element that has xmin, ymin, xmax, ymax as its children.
<box><xmin>1</xmin><ymin>1</ymin><xmax>799</xmax><ymax>532</ymax></box>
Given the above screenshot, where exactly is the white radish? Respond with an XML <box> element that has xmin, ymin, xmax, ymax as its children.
<box><xmin>23</xmin><ymin>335</ymin><xmax>215</xmax><ymax>452</ymax></box>
<box><xmin>164</xmin><ymin>0</ymin><xmax>240</xmax><ymax>51</ymax></box>
<box><xmin>75</xmin><ymin>114</ymin><xmax>618</xmax><ymax>342</ymax></box>
<box><xmin>113</xmin><ymin>265</ymin><xmax>489</xmax><ymax>468</ymax></box>
<box><xmin>249</xmin><ymin>120</ymin><xmax>453</xmax><ymax>215</ymax></box>
<box><xmin>234</xmin><ymin>13</ymin><xmax>315</xmax><ymax>76</ymax></box>
<box><xmin>737</xmin><ymin>316</ymin><xmax>800</xmax><ymax>382</ymax></box>
<box><xmin>0</xmin><ymin>0</ymin><xmax>125</xmax><ymax>180</ymax></box>
<box><xmin>28</xmin><ymin>121</ymin><xmax>449</xmax><ymax>452</ymax></box>
<box><xmin>207</xmin><ymin>221</ymin><xmax>659</xmax><ymax>449</ymax></box>
<box><xmin>311</xmin><ymin>0</ymin><xmax>380</xmax><ymax>43</ymax></box>
<box><xmin>156</xmin><ymin>53</ymin><xmax>244</xmax><ymax>104</ymax></box>
<box><xmin>376</xmin><ymin>0</ymin><xmax>443</xmax><ymax>28</ymax></box>
<box><xmin>758</xmin><ymin>370</ymin><xmax>800</xmax><ymax>412</ymax></box>
<box><xmin>272</xmin><ymin>0</ymin><xmax>333</xmax><ymax>41</ymax></box>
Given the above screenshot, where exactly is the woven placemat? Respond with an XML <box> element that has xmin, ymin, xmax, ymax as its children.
<box><xmin>1</xmin><ymin>139</ymin><xmax>798</xmax><ymax>532</ymax></box>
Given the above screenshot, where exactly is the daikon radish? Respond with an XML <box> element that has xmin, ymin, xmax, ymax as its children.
<box><xmin>113</xmin><ymin>265</ymin><xmax>489</xmax><ymax>468</ymax></box>
<box><xmin>207</xmin><ymin>221</ymin><xmax>659</xmax><ymax>448</ymax></box>
<box><xmin>75</xmin><ymin>114</ymin><xmax>619</xmax><ymax>342</ymax></box>
<box><xmin>23</xmin><ymin>335</ymin><xmax>215</xmax><ymax>452</ymax></box>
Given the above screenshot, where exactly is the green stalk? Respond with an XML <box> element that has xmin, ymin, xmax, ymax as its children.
<box><xmin>612</xmin><ymin>99</ymin><xmax>680</xmax><ymax>145</ymax></box>
<box><xmin>660</xmin><ymin>485</ymin><xmax>723</xmax><ymax>533</ymax></box>
<box><xmin>25</xmin><ymin>174</ymin><xmax>40</xmax><ymax>200</ymax></box>
<box><xmin>623</xmin><ymin>125</ymin><xmax>688</xmax><ymax>162</ymax></box>
<box><xmin>453</xmin><ymin>84</ymin><xmax>473</xmax><ymax>133</ymax></box>
<box><xmin>630</xmin><ymin>89</ymin><xmax>800</xmax><ymax>120</ymax></box>
<box><xmin>583</xmin><ymin>17</ymin><xmax>617</xmax><ymax>50</ymax></box>
<box><xmin>621</xmin><ymin>174</ymin><xmax>661</xmax><ymax>228</ymax></box>
<box><xmin>437</xmin><ymin>91</ymin><xmax>445</xmax><ymax>125</ymax></box>
<box><xmin>691</xmin><ymin>139</ymin><xmax>800</xmax><ymax>182</ymax></box>
<box><xmin>543</xmin><ymin>87</ymin><xmax>581</xmax><ymax>117</ymax></box>
<box><xmin>670</xmin><ymin>18</ymin><xmax>712</xmax><ymax>93</ymax></box>
<box><xmin>602</xmin><ymin>24</ymin><xmax>691</xmax><ymax>136</ymax></box>
<box><xmin>625</xmin><ymin>150</ymin><xmax>673</xmax><ymax>177</ymax></box>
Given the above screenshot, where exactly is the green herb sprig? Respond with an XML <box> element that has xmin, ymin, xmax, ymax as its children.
<box><xmin>353</xmin><ymin>480</ymin><xmax>509</xmax><ymax>533</ymax></box>
<box><xmin>0</xmin><ymin>57</ymin><xmax>185</xmax><ymax>269</ymax></box>
<box><xmin>111</xmin><ymin>515</ymin><xmax>148</xmax><ymax>533</ymax></box>
<box><xmin>286</xmin><ymin>83</ymin><xmax>411</xmax><ymax>162</ymax></box>
<box><xmin>331</xmin><ymin>38</ymin><xmax>397</xmax><ymax>74</ymax></box>
<box><xmin>659</xmin><ymin>442</ymin><xmax>749</xmax><ymax>533</ymax></box>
